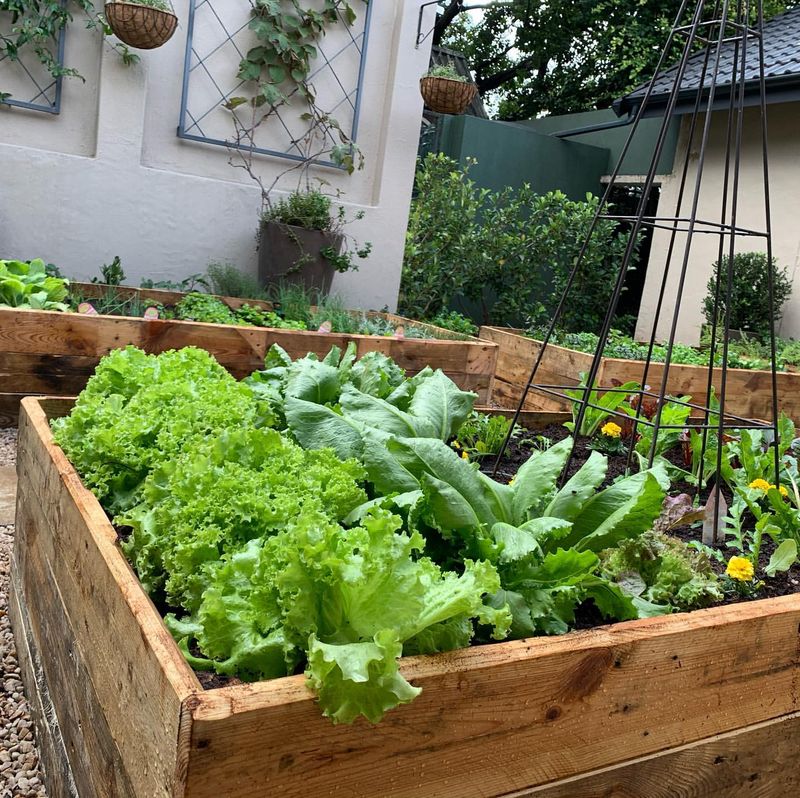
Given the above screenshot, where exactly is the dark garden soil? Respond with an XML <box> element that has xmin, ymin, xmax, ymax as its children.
<box><xmin>114</xmin><ymin>420</ymin><xmax>799</xmax><ymax>691</ymax></box>
<box><xmin>480</xmin><ymin>421</ymin><xmax>800</xmax><ymax>609</ymax></box>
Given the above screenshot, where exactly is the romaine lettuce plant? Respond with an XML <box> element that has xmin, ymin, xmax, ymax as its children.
<box><xmin>346</xmin><ymin>436</ymin><xmax>673</xmax><ymax>632</ymax></box>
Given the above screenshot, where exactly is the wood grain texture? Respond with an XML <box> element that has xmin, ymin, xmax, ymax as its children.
<box><xmin>480</xmin><ymin>327</ymin><xmax>590</xmax><ymax>412</ymax></box>
<box><xmin>0</xmin><ymin>308</ymin><xmax>497</xmax><ymax>426</ymax></box>
<box><xmin>8</xmin><ymin>568</ymin><xmax>80</xmax><ymax>798</ymax></box>
<box><xmin>183</xmin><ymin>597</ymin><xmax>800</xmax><ymax>798</ymax></box>
<box><xmin>18</xmin><ymin>396</ymin><xmax>800</xmax><ymax>798</ymax></box>
<box><xmin>15</xmin><ymin>399</ymin><xmax>199</xmax><ymax>797</ymax></box>
<box><xmin>12</xmin><ymin>499</ymin><xmax>136</xmax><ymax>798</ymax></box>
<box><xmin>481</xmin><ymin>326</ymin><xmax>796</xmax><ymax>422</ymax></box>
<box><xmin>525</xmin><ymin>712</ymin><xmax>800</xmax><ymax>797</ymax></box>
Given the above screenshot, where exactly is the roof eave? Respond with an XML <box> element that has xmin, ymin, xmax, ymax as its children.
<box><xmin>615</xmin><ymin>73</ymin><xmax>800</xmax><ymax>117</ymax></box>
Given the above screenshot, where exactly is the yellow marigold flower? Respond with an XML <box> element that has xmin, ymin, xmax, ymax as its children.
<box><xmin>726</xmin><ymin>556</ymin><xmax>755</xmax><ymax>582</ymax></box>
<box><xmin>600</xmin><ymin>421</ymin><xmax>622</xmax><ymax>438</ymax></box>
<box><xmin>748</xmin><ymin>478</ymin><xmax>771</xmax><ymax>492</ymax></box>
<box><xmin>771</xmin><ymin>484</ymin><xmax>789</xmax><ymax>497</ymax></box>
<box><xmin>461</xmin><ymin>451</ymin><xmax>469</xmax><ymax>460</ymax></box>
<box><xmin>451</xmin><ymin>440</ymin><xmax>461</xmax><ymax>449</ymax></box>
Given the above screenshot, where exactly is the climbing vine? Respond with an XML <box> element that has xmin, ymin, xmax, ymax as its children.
<box><xmin>225</xmin><ymin>0</ymin><xmax>368</xmax><ymax>175</ymax></box>
<box><xmin>0</xmin><ymin>1</ymin><xmax>137</xmax><ymax>104</ymax></box>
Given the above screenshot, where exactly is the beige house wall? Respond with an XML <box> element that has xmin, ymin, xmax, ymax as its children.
<box><xmin>0</xmin><ymin>1</ymin><xmax>433</xmax><ymax>311</ymax></box>
<box><xmin>635</xmin><ymin>102</ymin><xmax>800</xmax><ymax>346</ymax></box>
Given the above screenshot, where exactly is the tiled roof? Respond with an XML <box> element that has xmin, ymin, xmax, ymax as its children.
<box><xmin>617</xmin><ymin>8</ymin><xmax>800</xmax><ymax>112</ymax></box>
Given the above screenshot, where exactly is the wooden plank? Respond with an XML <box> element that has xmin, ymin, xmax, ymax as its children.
<box><xmin>526</xmin><ymin>711</ymin><xmax>800</xmax><ymax>797</ymax></box>
<box><xmin>480</xmin><ymin>327</ymin><xmax>591</xmax><ymax>412</ymax></box>
<box><xmin>0</xmin><ymin>394</ymin><xmax>21</xmax><ymax>427</ymax></box>
<box><xmin>482</xmin><ymin>326</ymin><xmax>800</xmax><ymax>422</ymax></box>
<box><xmin>12</xmin><ymin>501</ymin><xmax>136</xmax><ymax>798</ymax></box>
<box><xmin>16</xmin><ymin>399</ymin><xmax>199</xmax><ymax>798</ymax></box>
<box><xmin>7</xmin><ymin>569</ymin><xmax>80</xmax><ymax>798</ymax></box>
<box><xmin>184</xmin><ymin>597</ymin><xmax>800</xmax><ymax>798</ymax></box>
<box><xmin>601</xmin><ymin>357</ymin><xmax>799</xmax><ymax>422</ymax></box>
<box><xmin>0</xmin><ymin>310</ymin><xmax>496</xmax><ymax>417</ymax></box>
<box><xmin>19</xmin><ymin>396</ymin><xmax>800</xmax><ymax>797</ymax></box>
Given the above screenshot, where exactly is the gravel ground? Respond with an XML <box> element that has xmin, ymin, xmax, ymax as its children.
<box><xmin>0</xmin><ymin>428</ymin><xmax>48</xmax><ymax>798</ymax></box>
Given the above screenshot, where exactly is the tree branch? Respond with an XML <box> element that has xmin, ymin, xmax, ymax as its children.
<box><xmin>433</xmin><ymin>1</ymin><xmax>465</xmax><ymax>46</ymax></box>
<box><xmin>476</xmin><ymin>53</ymin><xmax>539</xmax><ymax>93</ymax></box>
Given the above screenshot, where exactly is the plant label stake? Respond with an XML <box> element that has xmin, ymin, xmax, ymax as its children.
<box><xmin>702</xmin><ymin>489</ymin><xmax>727</xmax><ymax>547</ymax></box>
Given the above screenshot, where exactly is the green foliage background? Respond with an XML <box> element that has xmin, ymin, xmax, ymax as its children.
<box><xmin>400</xmin><ymin>154</ymin><xmax>630</xmax><ymax>331</ymax></box>
<box><xmin>437</xmin><ymin>1</ymin><xmax>799</xmax><ymax>120</ymax></box>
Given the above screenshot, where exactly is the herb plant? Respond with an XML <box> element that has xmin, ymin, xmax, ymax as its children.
<box><xmin>426</xmin><ymin>309</ymin><xmax>478</xmax><ymax>337</ymax></box>
<box><xmin>452</xmin><ymin>411</ymin><xmax>519</xmax><ymax>458</ymax></box>
<box><xmin>91</xmin><ymin>255</ymin><xmax>126</xmax><ymax>286</ymax></box>
<box><xmin>175</xmin><ymin>293</ymin><xmax>240</xmax><ymax>325</ymax></box>
<box><xmin>424</xmin><ymin>63</ymin><xmax>468</xmax><ymax>82</ymax></box>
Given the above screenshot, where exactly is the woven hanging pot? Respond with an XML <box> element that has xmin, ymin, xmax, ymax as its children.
<box><xmin>105</xmin><ymin>2</ymin><xmax>178</xmax><ymax>50</ymax></box>
<box><xmin>420</xmin><ymin>76</ymin><xmax>477</xmax><ymax>115</ymax></box>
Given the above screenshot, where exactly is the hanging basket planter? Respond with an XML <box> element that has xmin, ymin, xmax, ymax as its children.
<box><xmin>420</xmin><ymin>76</ymin><xmax>477</xmax><ymax>115</ymax></box>
<box><xmin>104</xmin><ymin>1</ymin><xmax>178</xmax><ymax>50</ymax></box>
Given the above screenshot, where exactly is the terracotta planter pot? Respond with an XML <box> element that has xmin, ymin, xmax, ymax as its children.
<box><xmin>257</xmin><ymin>220</ymin><xmax>343</xmax><ymax>296</ymax></box>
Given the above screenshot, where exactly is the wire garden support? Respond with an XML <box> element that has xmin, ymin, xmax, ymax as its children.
<box><xmin>494</xmin><ymin>0</ymin><xmax>781</xmax><ymax>529</ymax></box>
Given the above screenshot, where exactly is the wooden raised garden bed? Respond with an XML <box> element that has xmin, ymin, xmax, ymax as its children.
<box><xmin>11</xmin><ymin>396</ymin><xmax>800</xmax><ymax>797</ymax></box>
<box><xmin>0</xmin><ymin>287</ymin><xmax>497</xmax><ymax>426</ymax></box>
<box><xmin>481</xmin><ymin>325</ymin><xmax>796</xmax><ymax>421</ymax></box>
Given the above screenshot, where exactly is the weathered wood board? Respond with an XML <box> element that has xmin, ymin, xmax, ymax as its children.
<box><xmin>0</xmin><ymin>298</ymin><xmax>496</xmax><ymax>426</ymax></box>
<box><xmin>11</xmin><ymin>397</ymin><xmax>800</xmax><ymax>797</ymax></box>
<box><xmin>479</xmin><ymin>327</ymin><xmax>592</xmax><ymax>412</ymax></box>
<box><xmin>481</xmin><ymin>326</ymin><xmax>796</xmax><ymax>421</ymax></box>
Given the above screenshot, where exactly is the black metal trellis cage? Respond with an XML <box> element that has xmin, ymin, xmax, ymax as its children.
<box><xmin>493</xmin><ymin>0</ymin><xmax>781</xmax><ymax>534</ymax></box>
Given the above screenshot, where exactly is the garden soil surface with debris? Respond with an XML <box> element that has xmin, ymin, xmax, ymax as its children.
<box><xmin>0</xmin><ymin>428</ymin><xmax>47</xmax><ymax>798</ymax></box>
<box><xmin>483</xmin><ymin>422</ymin><xmax>800</xmax><ymax>604</ymax></box>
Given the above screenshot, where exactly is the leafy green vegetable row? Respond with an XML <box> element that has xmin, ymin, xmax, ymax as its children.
<box><xmin>52</xmin><ymin>344</ymin><xmax>718</xmax><ymax>724</ymax></box>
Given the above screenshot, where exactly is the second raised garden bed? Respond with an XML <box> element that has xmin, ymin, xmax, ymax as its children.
<box><xmin>12</xmin><ymin>397</ymin><xmax>800</xmax><ymax>797</ymax></box>
<box><xmin>481</xmin><ymin>326</ymin><xmax>796</xmax><ymax>421</ymax></box>
<box><xmin>0</xmin><ymin>286</ymin><xmax>497</xmax><ymax>425</ymax></box>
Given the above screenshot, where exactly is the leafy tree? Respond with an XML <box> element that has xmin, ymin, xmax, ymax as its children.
<box><xmin>400</xmin><ymin>154</ymin><xmax>630</xmax><ymax>330</ymax></box>
<box><xmin>435</xmin><ymin>1</ymin><xmax>799</xmax><ymax>119</ymax></box>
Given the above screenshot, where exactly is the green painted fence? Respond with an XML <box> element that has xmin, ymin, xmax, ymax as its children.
<box><xmin>422</xmin><ymin>109</ymin><xmax>679</xmax><ymax>198</ymax></box>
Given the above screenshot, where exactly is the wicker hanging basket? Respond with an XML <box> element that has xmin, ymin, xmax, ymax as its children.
<box><xmin>420</xmin><ymin>76</ymin><xmax>478</xmax><ymax>115</ymax></box>
<box><xmin>105</xmin><ymin>2</ymin><xmax>178</xmax><ymax>50</ymax></box>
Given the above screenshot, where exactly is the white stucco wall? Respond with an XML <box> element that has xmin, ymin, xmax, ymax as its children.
<box><xmin>636</xmin><ymin>102</ymin><xmax>800</xmax><ymax>345</ymax></box>
<box><xmin>0</xmin><ymin>1</ymin><xmax>433</xmax><ymax>311</ymax></box>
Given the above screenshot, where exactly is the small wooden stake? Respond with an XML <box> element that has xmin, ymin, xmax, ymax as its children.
<box><xmin>702</xmin><ymin>489</ymin><xmax>727</xmax><ymax>546</ymax></box>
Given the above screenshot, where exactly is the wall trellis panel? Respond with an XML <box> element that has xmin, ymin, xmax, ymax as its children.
<box><xmin>0</xmin><ymin>13</ymin><xmax>65</xmax><ymax>114</ymax></box>
<box><xmin>177</xmin><ymin>0</ymin><xmax>372</xmax><ymax>166</ymax></box>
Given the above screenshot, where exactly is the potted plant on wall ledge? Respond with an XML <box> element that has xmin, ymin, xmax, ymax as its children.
<box><xmin>259</xmin><ymin>189</ymin><xmax>371</xmax><ymax>295</ymax></box>
<box><xmin>420</xmin><ymin>63</ymin><xmax>477</xmax><ymax>115</ymax></box>
<box><xmin>104</xmin><ymin>0</ymin><xmax>178</xmax><ymax>50</ymax></box>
